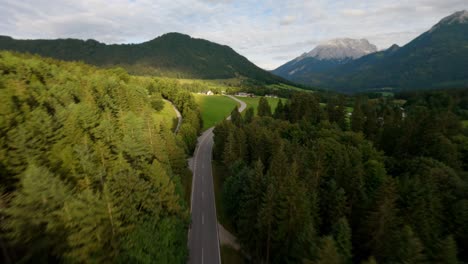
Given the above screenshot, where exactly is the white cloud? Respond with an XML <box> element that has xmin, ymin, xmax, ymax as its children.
<box><xmin>0</xmin><ymin>0</ymin><xmax>467</xmax><ymax>70</ymax></box>
<box><xmin>342</xmin><ymin>9</ymin><xmax>366</xmax><ymax>16</ymax></box>
<box><xmin>280</xmin><ymin>15</ymin><xmax>297</xmax><ymax>25</ymax></box>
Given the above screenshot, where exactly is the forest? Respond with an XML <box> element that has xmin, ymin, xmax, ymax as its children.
<box><xmin>0</xmin><ymin>51</ymin><xmax>202</xmax><ymax>263</ymax></box>
<box><xmin>214</xmin><ymin>92</ymin><xmax>468</xmax><ymax>263</ymax></box>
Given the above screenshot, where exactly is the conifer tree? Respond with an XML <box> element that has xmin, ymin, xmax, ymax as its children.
<box><xmin>317</xmin><ymin>236</ymin><xmax>343</xmax><ymax>264</ymax></box>
<box><xmin>230</xmin><ymin>106</ymin><xmax>243</xmax><ymax>127</ymax></box>
<box><xmin>351</xmin><ymin>99</ymin><xmax>364</xmax><ymax>132</ymax></box>
<box><xmin>257</xmin><ymin>97</ymin><xmax>272</xmax><ymax>117</ymax></box>
<box><xmin>332</xmin><ymin>217</ymin><xmax>352</xmax><ymax>263</ymax></box>
<box><xmin>436</xmin><ymin>235</ymin><xmax>458</xmax><ymax>264</ymax></box>
<box><xmin>274</xmin><ymin>99</ymin><xmax>284</xmax><ymax>119</ymax></box>
<box><xmin>244</xmin><ymin>107</ymin><xmax>254</xmax><ymax>123</ymax></box>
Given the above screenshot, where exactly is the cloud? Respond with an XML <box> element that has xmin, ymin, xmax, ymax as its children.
<box><xmin>0</xmin><ymin>0</ymin><xmax>467</xmax><ymax>69</ymax></box>
<box><xmin>279</xmin><ymin>15</ymin><xmax>296</xmax><ymax>25</ymax></box>
<box><xmin>342</xmin><ymin>9</ymin><xmax>366</xmax><ymax>16</ymax></box>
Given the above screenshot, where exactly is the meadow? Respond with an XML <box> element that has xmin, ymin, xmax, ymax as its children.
<box><xmin>234</xmin><ymin>96</ymin><xmax>283</xmax><ymax>114</ymax></box>
<box><xmin>153</xmin><ymin>99</ymin><xmax>179</xmax><ymax>131</ymax></box>
<box><xmin>194</xmin><ymin>94</ymin><xmax>239</xmax><ymax>130</ymax></box>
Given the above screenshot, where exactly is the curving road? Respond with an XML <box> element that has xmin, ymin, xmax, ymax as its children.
<box><xmin>188</xmin><ymin>95</ymin><xmax>246</xmax><ymax>264</ymax></box>
<box><xmin>164</xmin><ymin>99</ymin><xmax>183</xmax><ymax>133</ymax></box>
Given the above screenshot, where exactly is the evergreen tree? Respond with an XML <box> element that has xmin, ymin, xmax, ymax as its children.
<box><xmin>351</xmin><ymin>99</ymin><xmax>364</xmax><ymax>132</ymax></box>
<box><xmin>230</xmin><ymin>105</ymin><xmax>243</xmax><ymax>127</ymax></box>
<box><xmin>316</xmin><ymin>236</ymin><xmax>343</xmax><ymax>264</ymax></box>
<box><xmin>244</xmin><ymin>107</ymin><xmax>254</xmax><ymax>123</ymax></box>
<box><xmin>274</xmin><ymin>99</ymin><xmax>285</xmax><ymax>119</ymax></box>
<box><xmin>436</xmin><ymin>235</ymin><xmax>458</xmax><ymax>264</ymax></box>
<box><xmin>364</xmin><ymin>179</ymin><xmax>401</xmax><ymax>263</ymax></box>
<box><xmin>4</xmin><ymin>165</ymin><xmax>70</xmax><ymax>262</ymax></box>
<box><xmin>395</xmin><ymin>225</ymin><xmax>425</xmax><ymax>264</ymax></box>
<box><xmin>332</xmin><ymin>217</ymin><xmax>352</xmax><ymax>263</ymax></box>
<box><xmin>257</xmin><ymin>97</ymin><xmax>272</xmax><ymax>117</ymax></box>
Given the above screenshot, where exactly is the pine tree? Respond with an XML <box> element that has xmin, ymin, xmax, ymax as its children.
<box><xmin>274</xmin><ymin>99</ymin><xmax>284</xmax><ymax>119</ymax></box>
<box><xmin>395</xmin><ymin>225</ymin><xmax>425</xmax><ymax>264</ymax></box>
<box><xmin>332</xmin><ymin>217</ymin><xmax>352</xmax><ymax>263</ymax></box>
<box><xmin>436</xmin><ymin>235</ymin><xmax>458</xmax><ymax>264</ymax></box>
<box><xmin>62</xmin><ymin>187</ymin><xmax>121</xmax><ymax>263</ymax></box>
<box><xmin>257</xmin><ymin>97</ymin><xmax>272</xmax><ymax>117</ymax></box>
<box><xmin>244</xmin><ymin>107</ymin><xmax>254</xmax><ymax>123</ymax></box>
<box><xmin>258</xmin><ymin>181</ymin><xmax>277</xmax><ymax>263</ymax></box>
<box><xmin>230</xmin><ymin>105</ymin><xmax>243</xmax><ymax>127</ymax></box>
<box><xmin>316</xmin><ymin>236</ymin><xmax>343</xmax><ymax>264</ymax></box>
<box><xmin>364</xmin><ymin>179</ymin><xmax>401</xmax><ymax>262</ymax></box>
<box><xmin>4</xmin><ymin>165</ymin><xmax>70</xmax><ymax>262</ymax></box>
<box><xmin>351</xmin><ymin>99</ymin><xmax>364</xmax><ymax>132</ymax></box>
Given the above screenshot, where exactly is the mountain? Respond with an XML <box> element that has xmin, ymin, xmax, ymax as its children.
<box><xmin>273</xmin><ymin>10</ymin><xmax>468</xmax><ymax>93</ymax></box>
<box><xmin>0</xmin><ymin>32</ymin><xmax>285</xmax><ymax>84</ymax></box>
<box><xmin>272</xmin><ymin>38</ymin><xmax>377</xmax><ymax>83</ymax></box>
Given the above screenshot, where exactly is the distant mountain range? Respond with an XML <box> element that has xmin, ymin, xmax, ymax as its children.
<box><xmin>273</xmin><ymin>38</ymin><xmax>377</xmax><ymax>83</ymax></box>
<box><xmin>273</xmin><ymin>10</ymin><xmax>468</xmax><ymax>93</ymax></box>
<box><xmin>0</xmin><ymin>32</ymin><xmax>286</xmax><ymax>84</ymax></box>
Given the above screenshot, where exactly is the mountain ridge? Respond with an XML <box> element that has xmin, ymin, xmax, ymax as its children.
<box><xmin>0</xmin><ymin>32</ymin><xmax>287</xmax><ymax>84</ymax></box>
<box><xmin>272</xmin><ymin>38</ymin><xmax>377</xmax><ymax>83</ymax></box>
<box><xmin>272</xmin><ymin>10</ymin><xmax>468</xmax><ymax>93</ymax></box>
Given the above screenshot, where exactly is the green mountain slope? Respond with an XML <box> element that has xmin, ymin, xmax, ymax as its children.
<box><xmin>0</xmin><ymin>32</ymin><xmax>285</xmax><ymax>83</ymax></box>
<box><xmin>274</xmin><ymin>10</ymin><xmax>468</xmax><ymax>93</ymax></box>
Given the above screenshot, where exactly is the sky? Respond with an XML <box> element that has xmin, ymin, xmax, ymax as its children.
<box><xmin>1</xmin><ymin>0</ymin><xmax>467</xmax><ymax>69</ymax></box>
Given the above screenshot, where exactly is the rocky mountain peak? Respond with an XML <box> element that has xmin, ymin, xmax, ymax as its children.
<box><xmin>297</xmin><ymin>38</ymin><xmax>377</xmax><ymax>61</ymax></box>
<box><xmin>430</xmin><ymin>10</ymin><xmax>468</xmax><ymax>32</ymax></box>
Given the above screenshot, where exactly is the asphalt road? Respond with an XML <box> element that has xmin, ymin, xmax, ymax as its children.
<box><xmin>188</xmin><ymin>95</ymin><xmax>246</xmax><ymax>264</ymax></box>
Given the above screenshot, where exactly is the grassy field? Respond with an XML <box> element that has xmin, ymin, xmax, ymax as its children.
<box><xmin>235</xmin><ymin>96</ymin><xmax>283</xmax><ymax>115</ymax></box>
<box><xmin>153</xmin><ymin>99</ymin><xmax>178</xmax><ymax>131</ymax></box>
<box><xmin>194</xmin><ymin>94</ymin><xmax>239</xmax><ymax>130</ymax></box>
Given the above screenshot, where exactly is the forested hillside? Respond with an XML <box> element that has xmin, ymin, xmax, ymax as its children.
<box><xmin>0</xmin><ymin>51</ymin><xmax>202</xmax><ymax>263</ymax></box>
<box><xmin>214</xmin><ymin>91</ymin><xmax>468</xmax><ymax>263</ymax></box>
<box><xmin>0</xmin><ymin>33</ymin><xmax>287</xmax><ymax>84</ymax></box>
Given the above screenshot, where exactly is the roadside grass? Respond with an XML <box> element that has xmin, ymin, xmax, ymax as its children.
<box><xmin>194</xmin><ymin>94</ymin><xmax>239</xmax><ymax>130</ymax></box>
<box><xmin>212</xmin><ymin>161</ymin><xmax>236</xmax><ymax>234</ymax></box>
<box><xmin>221</xmin><ymin>245</ymin><xmax>245</xmax><ymax>264</ymax></box>
<box><xmin>153</xmin><ymin>99</ymin><xmax>178</xmax><ymax>131</ymax></box>
<box><xmin>234</xmin><ymin>96</ymin><xmax>283</xmax><ymax>115</ymax></box>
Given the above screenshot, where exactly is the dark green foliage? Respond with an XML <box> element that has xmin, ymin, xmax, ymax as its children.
<box><xmin>316</xmin><ymin>236</ymin><xmax>343</xmax><ymax>264</ymax></box>
<box><xmin>213</xmin><ymin>87</ymin><xmax>468</xmax><ymax>263</ymax></box>
<box><xmin>0</xmin><ymin>52</ymin><xmax>193</xmax><ymax>263</ymax></box>
<box><xmin>435</xmin><ymin>235</ymin><xmax>458</xmax><ymax>264</ymax></box>
<box><xmin>257</xmin><ymin>97</ymin><xmax>272</xmax><ymax>117</ymax></box>
<box><xmin>230</xmin><ymin>106</ymin><xmax>243</xmax><ymax>127</ymax></box>
<box><xmin>244</xmin><ymin>107</ymin><xmax>254</xmax><ymax>123</ymax></box>
<box><xmin>351</xmin><ymin>99</ymin><xmax>364</xmax><ymax>132</ymax></box>
<box><xmin>0</xmin><ymin>33</ymin><xmax>287</xmax><ymax>84</ymax></box>
<box><xmin>332</xmin><ymin>218</ymin><xmax>352</xmax><ymax>263</ymax></box>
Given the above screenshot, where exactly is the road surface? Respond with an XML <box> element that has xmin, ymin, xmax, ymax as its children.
<box><xmin>188</xmin><ymin>95</ymin><xmax>246</xmax><ymax>264</ymax></box>
<box><xmin>164</xmin><ymin>99</ymin><xmax>182</xmax><ymax>133</ymax></box>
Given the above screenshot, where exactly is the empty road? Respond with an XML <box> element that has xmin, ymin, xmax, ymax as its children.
<box><xmin>188</xmin><ymin>95</ymin><xmax>246</xmax><ymax>264</ymax></box>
